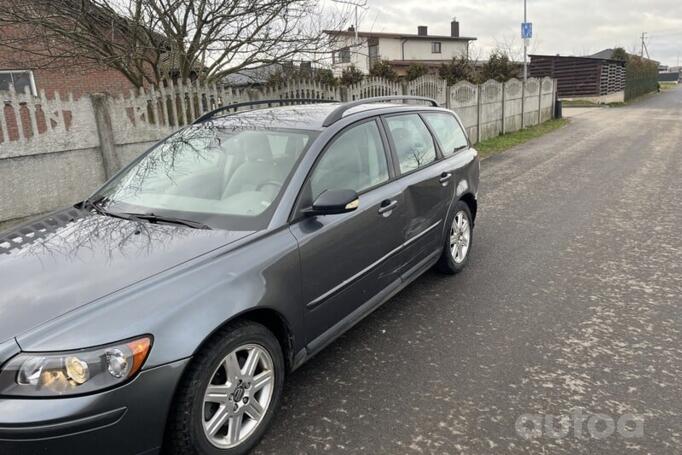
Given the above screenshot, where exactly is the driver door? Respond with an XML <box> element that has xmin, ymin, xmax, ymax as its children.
<box><xmin>289</xmin><ymin>119</ymin><xmax>406</xmax><ymax>343</ymax></box>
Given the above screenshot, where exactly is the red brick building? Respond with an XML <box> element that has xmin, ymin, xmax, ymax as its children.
<box><xmin>0</xmin><ymin>23</ymin><xmax>138</xmax><ymax>99</ymax></box>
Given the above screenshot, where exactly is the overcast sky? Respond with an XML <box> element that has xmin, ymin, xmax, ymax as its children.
<box><xmin>357</xmin><ymin>0</ymin><xmax>682</xmax><ymax>66</ymax></box>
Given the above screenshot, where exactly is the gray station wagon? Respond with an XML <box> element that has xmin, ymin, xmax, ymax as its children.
<box><xmin>0</xmin><ymin>96</ymin><xmax>479</xmax><ymax>455</ymax></box>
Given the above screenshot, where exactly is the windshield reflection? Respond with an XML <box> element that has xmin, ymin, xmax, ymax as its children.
<box><xmin>94</xmin><ymin>119</ymin><xmax>317</xmax><ymax>231</ymax></box>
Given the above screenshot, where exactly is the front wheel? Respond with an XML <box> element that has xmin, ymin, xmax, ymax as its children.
<box><xmin>165</xmin><ymin>321</ymin><xmax>285</xmax><ymax>455</ymax></box>
<box><xmin>436</xmin><ymin>201</ymin><xmax>473</xmax><ymax>274</ymax></box>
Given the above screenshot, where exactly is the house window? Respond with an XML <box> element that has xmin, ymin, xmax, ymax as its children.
<box><xmin>0</xmin><ymin>70</ymin><xmax>37</xmax><ymax>95</ymax></box>
<box><xmin>431</xmin><ymin>42</ymin><xmax>442</xmax><ymax>54</ymax></box>
<box><xmin>334</xmin><ymin>47</ymin><xmax>351</xmax><ymax>64</ymax></box>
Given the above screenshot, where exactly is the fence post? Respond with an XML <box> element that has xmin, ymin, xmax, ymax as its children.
<box><xmin>446</xmin><ymin>85</ymin><xmax>452</xmax><ymax>110</ymax></box>
<box><xmin>476</xmin><ymin>84</ymin><xmax>482</xmax><ymax>144</ymax></box>
<box><xmin>501</xmin><ymin>82</ymin><xmax>506</xmax><ymax>135</ymax></box>
<box><xmin>91</xmin><ymin>93</ymin><xmax>120</xmax><ymax>179</ymax></box>
<box><xmin>537</xmin><ymin>80</ymin><xmax>542</xmax><ymax>125</ymax></box>
<box><xmin>552</xmin><ymin>79</ymin><xmax>557</xmax><ymax>118</ymax></box>
<box><xmin>339</xmin><ymin>86</ymin><xmax>348</xmax><ymax>102</ymax></box>
<box><xmin>521</xmin><ymin>80</ymin><xmax>526</xmax><ymax>129</ymax></box>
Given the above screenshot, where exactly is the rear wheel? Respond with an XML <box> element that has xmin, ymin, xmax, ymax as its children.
<box><xmin>436</xmin><ymin>201</ymin><xmax>473</xmax><ymax>274</ymax></box>
<box><xmin>165</xmin><ymin>321</ymin><xmax>284</xmax><ymax>455</ymax></box>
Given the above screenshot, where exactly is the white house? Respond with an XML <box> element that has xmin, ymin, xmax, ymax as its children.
<box><xmin>325</xmin><ymin>21</ymin><xmax>476</xmax><ymax>76</ymax></box>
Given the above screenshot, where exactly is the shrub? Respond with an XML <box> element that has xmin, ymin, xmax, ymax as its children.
<box><xmin>369</xmin><ymin>60</ymin><xmax>399</xmax><ymax>81</ymax></box>
<box><xmin>624</xmin><ymin>54</ymin><xmax>659</xmax><ymax>100</ymax></box>
<box><xmin>406</xmin><ymin>63</ymin><xmax>428</xmax><ymax>81</ymax></box>
<box><xmin>267</xmin><ymin>67</ymin><xmax>338</xmax><ymax>87</ymax></box>
<box><xmin>480</xmin><ymin>50</ymin><xmax>519</xmax><ymax>82</ymax></box>
<box><xmin>438</xmin><ymin>56</ymin><xmax>477</xmax><ymax>84</ymax></box>
<box><xmin>340</xmin><ymin>65</ymin><xmax>364</xmax><ymax>86</ymax></box>
<box><xmin>611</xmin><ymin>47</ymin><xmax>629</xmax><ymax>62</ymax></box>
<box><xmin>315</xmin><ymin>68</ymin><xmax>338</xmax><ymax>87</ymax></box>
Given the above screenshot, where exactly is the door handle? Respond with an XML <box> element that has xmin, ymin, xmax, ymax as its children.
<box><xmin>378</xmin><ymin>199</ymin><xmax>398</xmax><ymax>215</ymax></box>
<box><xmin>439</xmin><ymin>172</ymin><xmax>452</xmax><ymax>185</ymax></box>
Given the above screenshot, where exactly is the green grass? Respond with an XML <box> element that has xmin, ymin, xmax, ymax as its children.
<box><xmin>660</xmin><ymin>82</ymin><xmax>678</xmax><ymax>91</ymax></box>
<box><xmin>561</xmin><ymin>99</ymin><xmax>601</xmax><ymax>108</ymax></box>
<box><xmin>475</xmin><ymin>118</ymin><xmax>569</xmax><ymax>159</ymax></box>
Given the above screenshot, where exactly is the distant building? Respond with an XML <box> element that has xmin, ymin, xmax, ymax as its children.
<box><xmin>658</xmin><ymin>72</ymin><xmax>680</xmax><ymax>83</ymax></box>
<box><xmin>0</xmin><ymin>22</ymin><xmax>138</xmax><ymax>98</ymax></box>
<box><xmin>529</xmin><ymin>54</ymin><xmax>626</xmax><ymax>103</ymax></box>
<box><xmin>324</xmin><ymin>21</ymin><xmax>476</xmax><ymax>76</ymax></box>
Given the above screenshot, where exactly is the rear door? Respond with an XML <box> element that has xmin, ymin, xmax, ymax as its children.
<box><xmin>289</xmin><ymin>119</ymin><xmax>406</xmax><ymax>343</ymax></box>
<box><xmin>421</xmin><ymin>112</ymin><xmax>472</xmax><ymax>203</ymax></box>
<box><xmin>382</xmin><ymin>113</ymin><xmax>451</xmax><ymax>276</ymax></box>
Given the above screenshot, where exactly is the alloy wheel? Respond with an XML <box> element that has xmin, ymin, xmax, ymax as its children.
<box><xmin>202</xmin><ymin>344</ymin><xmax>275</xmax><ymax>449</ymax></box>
<box><xmin>449</xmin><ymin>211</ymin><xmax>471</xmax><ymax>264</ymax></box>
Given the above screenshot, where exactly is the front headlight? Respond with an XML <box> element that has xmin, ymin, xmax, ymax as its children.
<box><xmin>0</xmin><ymin>336</ymin><xmax>152</xmax><ymax>397</ymax></box>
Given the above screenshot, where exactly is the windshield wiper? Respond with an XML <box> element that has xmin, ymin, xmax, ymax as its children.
<box><xmin>81</xmin><ymin>198</ymin><xmax>133</xmax><ymax>221</ymax></box>
<box><xmin>123</xmin><ymin>213</ymin><xmax>212</xmax><ymax>230</ymax></box>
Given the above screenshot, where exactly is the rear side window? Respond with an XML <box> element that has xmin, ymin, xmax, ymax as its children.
<box><xmin>384</xmin><ymin>114</ymin><xmax>437</xmax><ymax>174</ymax></box>
<box><xmin>310</xmin><ymin>121</ymin><xmax>389</xmax><ymax>199</ymax></box>
<box><xmin>422</xmin><ymin>113</ymin><xmax>468</xmax><ymax>156</ymax></box>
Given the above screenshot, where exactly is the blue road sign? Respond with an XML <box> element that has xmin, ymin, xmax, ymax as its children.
<box><xmin>522</xmin><ymin>22</ymin><xmax>533</xmax><ymax>39</ymax></box>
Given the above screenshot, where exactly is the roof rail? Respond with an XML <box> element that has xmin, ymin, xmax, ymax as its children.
<box><xmin>322</xmin><ymin>96</ymin><xmax>439</xmax><ymax>127</ymax></box>
<box><xmin>193</xmin><ymin>98</ymin><xmax>337</xmax><ymax>124</ymax></box>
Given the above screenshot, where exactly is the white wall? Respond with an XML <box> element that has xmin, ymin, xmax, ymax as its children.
<box><xmin>331</xmin><ymin>36</ymin><xmax>469</xmax><ymax>75</ymax></box>
<box><xmin>391</xmin><ymin>39</ymin><xmax>468</xmax><ymax>61</ymax></box>
<box><xmin>331</xmin><ymin>37</ymin><xmax>370</xmax><ymax>75</ymax></box>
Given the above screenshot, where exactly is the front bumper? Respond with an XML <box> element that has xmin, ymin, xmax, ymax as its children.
<box><xmin>0</xmin><ymin>358</ymin><xmax>189</xmax><ymax>455</ymax></box>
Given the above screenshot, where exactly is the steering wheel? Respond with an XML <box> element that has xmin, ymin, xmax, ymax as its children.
<box><xmin>256</xmin><ymin>180</ymin><xmax>283</xmax><ymax>191</ymax></box>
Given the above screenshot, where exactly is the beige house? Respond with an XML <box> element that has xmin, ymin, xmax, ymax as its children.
<box><xmin>325</xmin><ymin>21</ymin><xmax>476</xmax><ymax>76</ymax></box>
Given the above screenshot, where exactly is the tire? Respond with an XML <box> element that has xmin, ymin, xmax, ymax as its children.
<box><xmin>165</xmin><ymin>321</ymin><xmax>285</xmax><ymax>455</ymax></box>
<box><xmin>436</xmin><ymin>200</ymin><xmax>474</xmax><ymax>274</ymax></box>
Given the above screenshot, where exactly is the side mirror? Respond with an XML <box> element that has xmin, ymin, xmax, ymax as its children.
<box><xmin>306</xmin><ymin>189</ymin><xmax>359</xmax><ymax>216</ymax></box>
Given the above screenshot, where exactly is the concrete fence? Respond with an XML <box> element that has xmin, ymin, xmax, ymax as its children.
<box><xmin>0</xmin><ymin>76</ymin><xmax>556</xmax><ymax>225</ymax></box>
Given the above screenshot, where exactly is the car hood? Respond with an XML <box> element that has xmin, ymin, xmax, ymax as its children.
<box><xmin>0</xmin><ymin>208</ymin><xmax>254</xmax><ymax>344</ymax></box>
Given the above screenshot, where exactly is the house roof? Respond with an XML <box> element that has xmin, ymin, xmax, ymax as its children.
<box><xmin>586</xmin><ymin>49</ymin><xmax>660</xmax><ymax>66</ymax></box>
<box><xmin>324</xmin><ymin>30</ymin><xmax>476</xmax><ymax>42</ymax></box>
<box><xmin>529</xmin><ymin>54</ymin><xmax>626</xmax><ymax>66</ymax></box>
<box><xmin>587</xmin><ymin>49</ymin><xmax>617</xmax><ymax>60</ymax></box>
<box><xmin>222</xmin><ymin>64</ymin><xmax>283</xmax><ymax>85</ymax></box>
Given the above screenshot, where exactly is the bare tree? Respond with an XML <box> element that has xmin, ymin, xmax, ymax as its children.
<box><xmin>0</xmin><ymin>0</ymin><xmax>351</xmax><ymax>87</ymax></box>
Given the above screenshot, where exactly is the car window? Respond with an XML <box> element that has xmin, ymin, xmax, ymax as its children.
<box><xmin>384</xmin><ymin>114</ymin><xmax>437</xmax><ymax>174</ymax></box>
<box><xmin>422</xmin><ymin>113</ymin><xmax>468</xmax><ymax>156</ymax></box>
<box><xmin>95</xmin><ymin>126</ymin><xmax>315</xmax><ymax>230</ymax></box>
<box><xmin>310</xmin><ymin>121</ymin><xmax>389</xmax><ymax>199</ymax></box>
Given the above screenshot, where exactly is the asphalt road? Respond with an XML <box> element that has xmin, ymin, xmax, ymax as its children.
<box><xmin>254</xmin><ymin>88</ymin><xmax>682</xmax><ymax>455</ymax></box>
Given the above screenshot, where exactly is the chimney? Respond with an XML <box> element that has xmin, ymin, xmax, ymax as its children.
<box><xmin>451</xmin><ymin>19</ymin><xmax>460</xmax><ymax>37</ymax></box>
<box><xmin>417</xmin><ymin>26</ymin><xmax>428</xmax><ymax>36</ymax></box>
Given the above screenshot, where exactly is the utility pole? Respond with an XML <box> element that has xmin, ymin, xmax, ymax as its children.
<box><xmin>641</xmin><ymin>32</ymin><xmax>650</xmax><ymax>59</ymax></box>
<box><xmin>354</xmin><ymin>4</ymin><xmax>358</xmax><ymax>47</ymax></box>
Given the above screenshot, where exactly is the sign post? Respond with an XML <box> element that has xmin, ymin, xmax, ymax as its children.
<box><xmin>521</xmin><ymin>0</ymin><xmax>532</xmax><ymax>83</ymax></box>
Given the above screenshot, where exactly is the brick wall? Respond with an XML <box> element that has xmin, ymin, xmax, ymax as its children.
<box><xmin>31</xmin><ymin>66</ymin><xmax>137</xmax><ymax>99</ymax></box>
<box><xmin>0</xmin><ymin>23</ymin><xmax>137</xmax><ymax>99</ymax></box>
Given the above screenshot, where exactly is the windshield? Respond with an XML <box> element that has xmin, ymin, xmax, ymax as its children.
<box><xmin>94</xmin><ymin>125</ymin><xmax>316</xmax><ymax>230</ymax></box>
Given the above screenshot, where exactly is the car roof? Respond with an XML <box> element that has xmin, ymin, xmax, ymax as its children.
<box><xmin>209</xmin><ymin>101</ymin><xmax>446</xmax><ymax>131</ymax></box>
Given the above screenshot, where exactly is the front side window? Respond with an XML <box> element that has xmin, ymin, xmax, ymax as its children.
<box><xmin>422</xmin><ymin>113</ymin><xmax>468</xmax><ymax>156</ymax></box>
<box><xmin>431</xmin><ymin>42</ymin><xmax>442</xmax><ymax>54</ymax></box>
<box><xmin>309</xmin><ymin>121</ymin><xmax>389</xmax><ymax>200</ymax></box>
<box><xmin>384</xmin><ymin>114</ymin><xmax>437</xmax><ymax>174</ymax></box>
<box><xmin>94</xmin><ymin>125</ymin><xmax>315</xmax><ymax>230</ymax></box>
